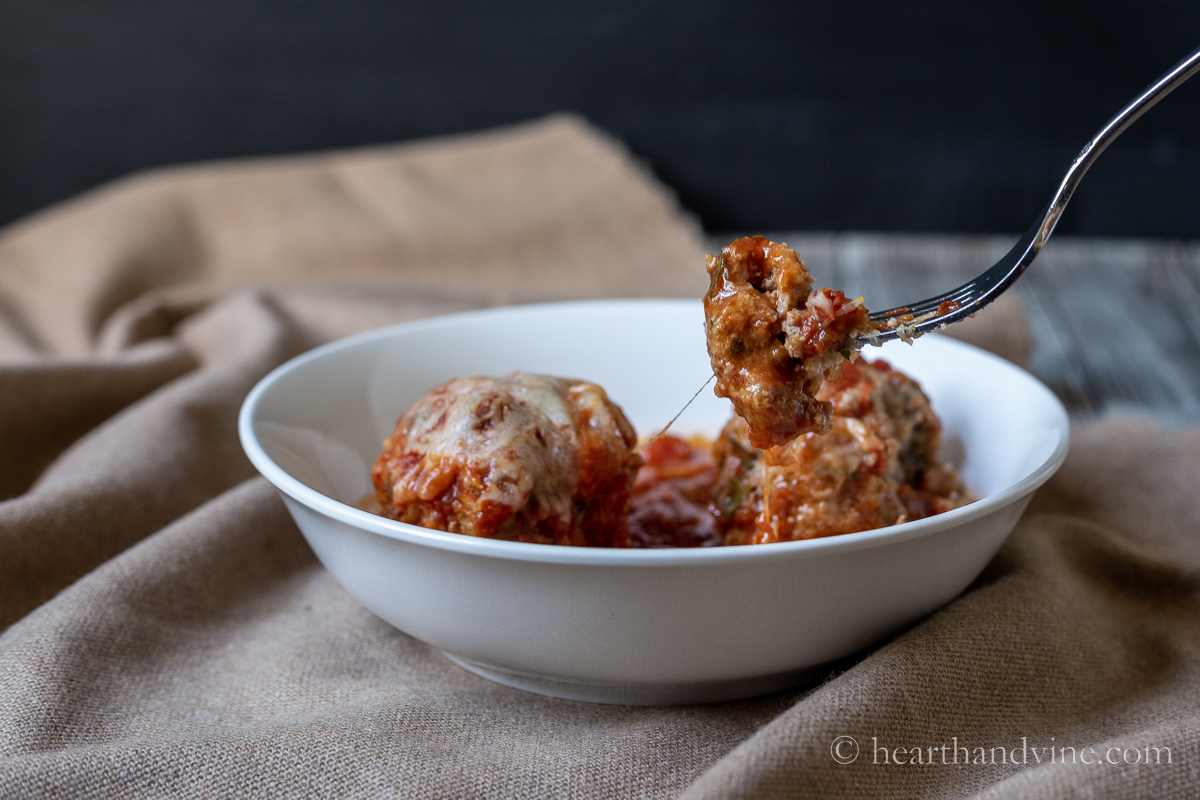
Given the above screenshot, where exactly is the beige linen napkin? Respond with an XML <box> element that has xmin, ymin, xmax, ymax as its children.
<box><xmin>1</xmin><ymin>115</ymin><xmax>1196</xmax><ymax>798</ymax></box>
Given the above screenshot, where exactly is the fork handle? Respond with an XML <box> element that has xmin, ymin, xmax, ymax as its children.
<box><xmin>866</xmin><ymin>43</ymin><xmax>1200</xmax><ymax>343</ymax></box>
<box><xmin>1044</xmin><ymin>43</ymin><xmax>1200</xmax><ymax>248</ymax></box>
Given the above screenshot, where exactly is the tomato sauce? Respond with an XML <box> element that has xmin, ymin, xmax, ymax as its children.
<box><xmin>627</xmin><ymin>435</ymin><xmax>722</xmax><ymax>548</ymax></box>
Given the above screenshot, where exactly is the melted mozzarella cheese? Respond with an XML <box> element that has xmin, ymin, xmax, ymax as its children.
<box><xmin>400</xmin><ymin>374</ymin><xmax>582</xmax><ymax>522</ymax></box>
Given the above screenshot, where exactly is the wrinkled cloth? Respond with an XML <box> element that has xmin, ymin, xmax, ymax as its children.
<box><xmin>1</xmin><ymin>115</ymin><xmax>1197</xmax><ymax>798</ymax></box>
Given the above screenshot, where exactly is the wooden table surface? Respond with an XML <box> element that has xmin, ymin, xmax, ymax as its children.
<box><xmin>708</xmin><ymin>233</ymin><xmax>1200</xmax><ymax>428</ymax></box>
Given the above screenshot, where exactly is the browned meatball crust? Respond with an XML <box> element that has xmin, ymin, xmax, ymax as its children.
<box><xmin>712</xmin><ymin>359</ymin><xmax>973</xmax><ymax>544</ymax></box>
<box><xmin>704</xmin><ymin>236</ymin><xmax>877</xmax><ymax>449</ymax></box>
<box><xmin>372</xmin><ymin>373</ymin><xmax>643</xmax><ymax>547</ymax></box>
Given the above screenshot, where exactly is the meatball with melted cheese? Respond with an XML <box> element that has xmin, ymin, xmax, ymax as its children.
<box><xmin>372</xmin><ymin>373</ymin><xmax>642</xmax><ymax>547</ymax></box>
<box><xmin>712</xmin><ymin>359</ymin><xmax>973</xmax><ymax>544</ymax></box>
<box><xmin>703</xmin><ymin>236</ymin><xmax>877</xmax><ymax>449</ymax></box>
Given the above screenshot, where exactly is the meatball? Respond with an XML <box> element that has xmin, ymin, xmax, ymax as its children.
<box><xmin>372</xmin><ymin>373</ymin><xmax>642</xmax><ymax>547</ymax></box>
<box><xmin>703</xmin><ymin>236</ymin><xmax>877</xmax><ymax>448</ymax></box>
<box><xmin>712</xmin><ymin>359</ymin><xmax>973</xmax><ymax>544</ymax></box>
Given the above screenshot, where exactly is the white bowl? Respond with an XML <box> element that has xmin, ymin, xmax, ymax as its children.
<box><xmin>239</xmin><ymin>299</ymin><xmax>1069</xmax><ymax>705</ymax></box>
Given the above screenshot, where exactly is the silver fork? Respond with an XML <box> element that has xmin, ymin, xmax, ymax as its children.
<box><xmin>863</xmin><ymin>43</ymin><xmax>1200</xmax><ymax>344</ymax></box>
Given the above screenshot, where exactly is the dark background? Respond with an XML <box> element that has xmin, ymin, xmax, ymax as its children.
<box><xmin>2</xmin><ymin>0</ymin><xmax>1198</xmax><ymax>237</ymax></box>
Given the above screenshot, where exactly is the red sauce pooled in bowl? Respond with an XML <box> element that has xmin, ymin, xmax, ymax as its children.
<box><xmin>627</xmin><ymin>436</ymin><xmax>722</xmax><ymax>548</ymax></box>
